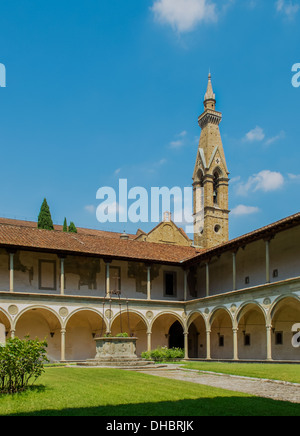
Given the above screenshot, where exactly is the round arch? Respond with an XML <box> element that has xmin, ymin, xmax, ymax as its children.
<box><xmin>235</xmin><ymin>301</ymin><xmax>267</xmax><ymax>327</ymax></box>
<box><xmin>65</xmin><ymin>308</ymin><xmax>107</xmax><ymax>361</ymax></box>
<box><xmin>209</xmin><ymin>307</ymin><xmax>233</xmax><ymax>360</ymax></box>
<box><xmin>235</xmin><ymin>302</ymin><xmax>267</xmax><ymax>360</ymax></box>
<box><xmin>151</xmin><ymin>311</ymin><xmax>185</xmax><ymax>351</ymax></box>
<box><xmin>15</xmin><ymin>305</ymin><xmax>63</xmax><ymax>362</ymax></box>
<box><xmin>187</xmin><ymin>311</ymin><xmax>207</xmax><ymax>359</ymax></box>
<box><xmin>270</xmin><ymin>295</ymin><xmax>300</xmax><ymax>361</ymax></box>
<box><xmin>110</xmin><ymin>310</ymin><xmax>149</xmax><ymax>356</ymax></box>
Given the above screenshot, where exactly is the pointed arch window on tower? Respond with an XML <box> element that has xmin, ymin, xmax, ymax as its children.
<box><xmin>213</xmin><ymin>171</ymin><xmax>220</xmax><ymax>206</ymax></box>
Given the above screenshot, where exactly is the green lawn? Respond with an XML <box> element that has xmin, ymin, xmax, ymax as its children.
<box><xmin>180</xmin><ymin>362</ymin><xmax>300</xmax><ymax>384</ymax></box>
<box><xmin>0</xmin><ymin>367</ymin><xmax>300</xmax><ymax>416</ymax></box>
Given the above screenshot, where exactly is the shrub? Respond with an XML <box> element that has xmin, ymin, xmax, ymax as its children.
<box><xmin>0</xmin><ymin>337</ymin><xmax>49</xmax><ymax>394</ymax></box>
<box><xmin>141</xmin><ymin>347</ymin><xmax>184</xmax><ymax>362</ymax></box>
<box><xmin>115</xmin><ymin>333</ymin><xmax>129</xmax><ymax>338</ymax></box>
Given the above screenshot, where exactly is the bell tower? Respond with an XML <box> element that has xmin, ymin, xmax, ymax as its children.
<box><xmin>193</xmin><ymin>74</ymin><xmax>230</xmax><ymax>248</ymax></box>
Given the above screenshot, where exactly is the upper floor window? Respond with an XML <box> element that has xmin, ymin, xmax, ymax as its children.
<box><xmin>164</xmin><ymin>271</ymin><xmax>177</xmax><ymax>297</ymax></box>
<box><xmin>38</xmin><ymin>259</ymin><xmax>57</xmax><ymax>291</ymax></box>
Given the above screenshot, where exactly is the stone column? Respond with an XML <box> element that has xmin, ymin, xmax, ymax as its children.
<box><xmin>147</xmin><ymin>331</ymin><xmax>152</xmax><ymax>352</ymax></box>
<box><xmin>61</xmin><ymin>329</ymin><xmax>66</xmax><ymax>362</ymax></box>
<box><xmin>233</xmin><ymin>328</ymin><xmax>239</xmax><ymax>361</ymax></box>
<box><xmin>9</xmin><ymin>252</ymin><xmax>14</xmax><ymax>293</ymax></box>
<box><xmin>266</xmin><ymin>324</ymin><xmax>273</xmax><ymax>361</ymax></box>
<box><xmin>205</xmin><ymin>262</ymin><xmax>210</xmax><ymax>297</ymax></box>
<box><xmin>184</xmin><ymin>332</ymin><xmax>189</xmax><ymax>360</ymax></box>
<box><xmin>147</xmin><ymin>266</ymin><xmax>151</xmax><ymax>301</ymax></box>
<box><xmin>206</xmin><ymin>329</ymin><xmax>211</xmax><ymax>360</ymax></box>
<box><xmin>10</xmin><ymin>329</ymin><xmax>15</xmax><ymax>339</ymax></box>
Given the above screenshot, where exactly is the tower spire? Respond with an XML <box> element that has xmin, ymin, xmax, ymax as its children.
<box><xmin>204</xmin><ymin>72</ymin><xmax>216</xmax><ymax>110</ymax></box>
<box><xmin>193</xmin><ymin>74</ymin><xmax>229</xmax><ymax>249</ymax></box>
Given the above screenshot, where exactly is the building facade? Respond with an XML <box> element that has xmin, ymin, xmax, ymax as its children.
<box><xmin>0</xmin><ymin>76</ymin><xmax>299</xmax><ymax>363</ymax></box>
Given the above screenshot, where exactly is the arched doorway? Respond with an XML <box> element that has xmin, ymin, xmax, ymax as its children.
<box><xmin>169</xmin><ymin>321</ymin><xmax>184</xmax><ymax>349</ymax></box>
<box><xmin>15</xmin><ymin>307</ymin><xmax>62</xmax><ymax>362</ymax></box>
<box><xmin>151</xmin><ymin>313</ymin><xmax>184</xmax><ymax>351</ymax></box>
<box><xmin>110</xmin><ymin>311</ymin><xmax>148</xmax><ymax>356</ymax></box>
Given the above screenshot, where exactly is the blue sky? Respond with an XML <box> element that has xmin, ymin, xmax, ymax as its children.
<box><xmin>0</xmin><ymin>0</ymin><xmax>300</xmax><ymax>239</ymax></box>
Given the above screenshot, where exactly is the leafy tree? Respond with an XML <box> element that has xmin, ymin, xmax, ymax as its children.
<box><xmin>37</xmin><ymin>198</ymin><xmax>54</xmax><ymax>230</ymax></box>
<box><xmin>63</xmin><ymin>217</ymin><xmax>68</xmax><ymax>232</ymax></box>
<box><xmin>68</xmin><ymin>221</ymin><xmax>77</xmax><ymax>233</ymax></box>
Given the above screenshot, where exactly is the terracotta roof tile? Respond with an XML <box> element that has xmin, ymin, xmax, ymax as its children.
<box><xmin>0</xmin><ymin>222</ymin><xmax>200</xmax><ymax>264</ymax></box>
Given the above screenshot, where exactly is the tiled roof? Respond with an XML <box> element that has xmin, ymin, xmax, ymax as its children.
<box><xmin>0</xmin><ymin>221</ymin><xmax>200</xmax><ymax>264</ymax></box>
<box><xmin>0</xmin><ymin>212</ymin><xmax>299</xmax><ymax>265</ymax></box>
<box><xmin>0</xmin><ymin>218</ymin><xmax>136</xmax><ymax>240</ymax></box>
<box><xmin>187</xmin><ymin>211</ymin><xmax>300</xmax><ymax>266</ymax></box>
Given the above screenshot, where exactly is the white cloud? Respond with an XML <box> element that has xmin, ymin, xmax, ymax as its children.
<box><xmin>243</xmin><ymin>126</ymin><xmax>285</xmax><ymax>146</ymax></box>
<box><xmin>276</xmin><ymin>0</ymin><xmax>300</xmax><ymax>18</ymax></box>
<box><xmin>151</xmin><ymin>0</ymin><xmax>217</xmax><ymax>33</ymax></box>
<box><xmin>231</xmin><ymin>205</ymin><xmax>260</xmax><ymax>216</ymax></box>
<box><xmin>84</xmin><ymin>205</ymin><xmax>96</xmax><ymax>214</ymax></box>
<box><xmin>169</xmin><ymin>131</ymin><xmax>188</xmax><ymax>148</ymax></box>
<box><xmin>264</xmin><ymin>130</ymin><xmax>285</xmax><ymax>146</ymax></box>
<box><xmin>170</xmin><ymin>139</ymin><xmax>185</xmax><ymax>148</ymax></box>
<box><xmin>237</xmin><ymin>170</ymin><xmax>285</xmax><ymax>195</ymax></box>
<box><xmin>244</xmin><ymin>126</ymin><xmax>265</xmax><ymax>142</ymax></box>
<box><xmin>288</xmin><ymin>173</ymin><xmax>300</xmax><ymax>181</ymax></box>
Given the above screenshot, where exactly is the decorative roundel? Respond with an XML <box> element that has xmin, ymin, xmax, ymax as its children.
<box><xmin>8</xmin><ymin>305</ymin><xmax>18</xmax><ymax>316</ymax></box>
<box><xmin>146</xmin><ymin>311</ymin><xmax>154</xmax><ymax>319</ymax></box>
<box><xmin>105</xmin><ymin>309</ymin><xmax>113</xmax><ymax>319</ymax></box>
<box><xmin>59</xmin><ymin>307</ymin><xmax>69</xmax><ymax>318</ymax></box>
<box><xmin>204</xmin><ymin>308</ymin><xmax>210</xmax><ymax>315</ymax></box>
<box><xmin>263</xmin><ymin>298</ymin><xmax>271</xmax><ymax>306</ymax></box>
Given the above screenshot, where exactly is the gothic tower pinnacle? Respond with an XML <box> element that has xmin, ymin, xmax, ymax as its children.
<box><xmin>193</xmin><ymin>74</ymin><xmax>230</xmax><ymax>249</ymax></box>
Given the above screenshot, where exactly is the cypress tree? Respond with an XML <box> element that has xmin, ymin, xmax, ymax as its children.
<box><xmin>63</xmin><ymin>217</ymin><xmax>68</xmax><ymax>232</ymax></box>
<box><xmin>68</xmin><ymin>221</ymin><xmax>77</xmax><ymax>233</ymax></box>
<box><xmin>37</xmin><ymin>199</ymin><xmax>54</xmax><ymax>230</ymax></box>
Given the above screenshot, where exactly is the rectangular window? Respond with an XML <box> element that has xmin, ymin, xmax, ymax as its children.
<box><xmin>275</xmin><ymin>332</ymin><xmax>283</xmax><ymax>345</ymax></box>
<box><xmin>245</xmin><ymin>276</ymin><xmax>250</xmax><ymax>285</ymax></box>
<box><xmin>273</xmin><ymin>269</ymin><xmax>279</xmax><ymax>278</ymax></box>
<box><xmin>244</xmin><ymin>334</ymin><xmax>251</xmax><ymax>346</ymax></box>
<box><xmin>164</xmin><ymin>271</ymin><xmax>177</xmax><ymax>297</ymax></box>
<box><xmin>218</xmin><ymin>335</ymin><xmax>224</xmax><ymax>347</ymax></box>
<box><xmin>39</xmin><ymin>260</ymin><xmax>57</xmax><ymax>291</ymax></box>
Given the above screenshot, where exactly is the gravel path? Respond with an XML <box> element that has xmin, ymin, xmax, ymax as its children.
<box><xmin>136</xmin><ymin>368</ymin><xmax>300</xmax><ymax>404</ymax></box>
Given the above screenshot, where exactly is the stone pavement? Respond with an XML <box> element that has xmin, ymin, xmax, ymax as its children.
<box><xmin>135</xmin><ymin>367</ymin><xmax>300</xmax><ymax>404</ymax></box>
